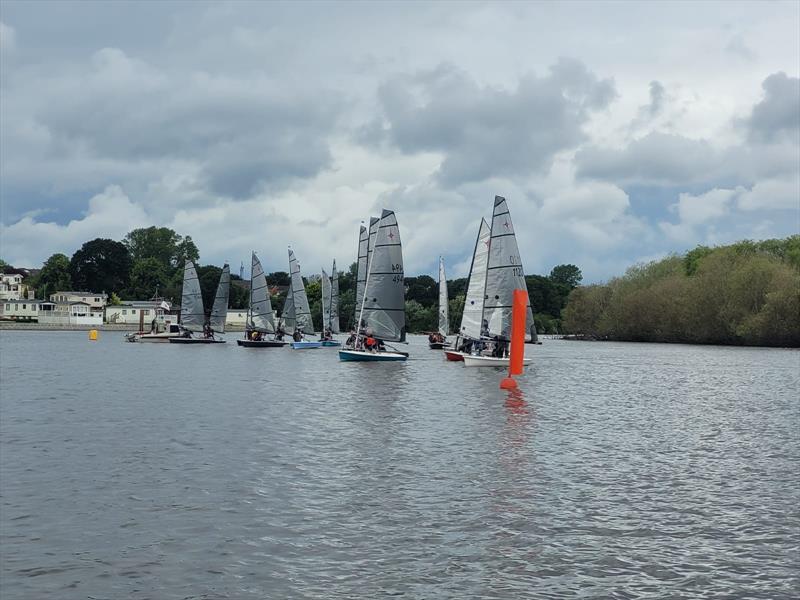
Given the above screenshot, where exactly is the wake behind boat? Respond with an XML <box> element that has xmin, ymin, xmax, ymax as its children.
<box><xmin>340</xmin><ymin>209</ymin><xmax>408</xmax><ymax>362</ymax></box>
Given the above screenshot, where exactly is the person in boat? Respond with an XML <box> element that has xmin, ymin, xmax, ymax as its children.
<box><xmin>203</xmin><ymin>322</ymin><xmax>214</xmax><ymax>339</ymax></box>
<box><xmin>275</xmin><ymin>326</ymin><xmax>285</xmax><ymax>341</ymax></box>
<box><xmin>364</xmin><ymin>334</ymin><xmax>377</xmax><ymax>352</ymax></box>
<box><xmin>345</xmin><ymin>331</ymin><xmax>356</xmax><ymax>347</ymax></box>
<box><xmin>293</xmin><ymin>329</ymin><xmax>303</xmax><ymax>342</ymax></box>
<box><xmin>321</xmin><ymin>327</ymin><xmax>333</xmax><ymax>341</ymax></box>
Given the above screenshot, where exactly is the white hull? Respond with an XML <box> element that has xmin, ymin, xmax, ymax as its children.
<box><xmin>462</xmin><ymin>354</ymin><xmax>533</xmax><ymax>368</ymax></box>
<box><xmin>126</xmin><ymin>332</ymin><xmax>183</xmax><ymax>343</ymax></box>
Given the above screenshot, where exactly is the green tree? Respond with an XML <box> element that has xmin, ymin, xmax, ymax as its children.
<box><xmin>128</xmin><ymin>257</ymin><xmax>169</xmax><ymax>299</ymax></box>
<box><xmin>123</xmin><ymin>227</ymin><xmax>199</xmax><ymax>271</ymax></box>
<box><xmin>266</xmin><ymin>271</ymin><xmax>290</xmax><ymax>287</ymax></box>
<box><xmin>405</xmin><ymin>275</ymin><xmax>437</xmax><ymax>307</ymax></box>
<box><xmin>69</xmin><ymin>239</ymin><xmax>132</xmax><ymax>293</ymax></box>
<box><xmin>549</xmin><ymin>264</ymin><xmax>583</xmax><ymax>288</ymax></box>
<box><xmin>405</xmin><ymin>299</ymin><xmax>436</xmax><ymax>333</ymax></box>
<box><xmin>34</xmin><ymin>253</ymin><xmax>72</xmax><ymax>299</ymax></box>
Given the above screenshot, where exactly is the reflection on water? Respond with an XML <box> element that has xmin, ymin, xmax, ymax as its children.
<box><xmin>1</xmin><ymin>332</ymin><xmax>798</xmax><ymax>599</ymax></box>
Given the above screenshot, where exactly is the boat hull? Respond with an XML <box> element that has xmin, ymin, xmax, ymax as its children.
<box><xmin>339</xmin><ymin>349</ymin><xmax>408</xmax><ymax>362</ymax></box>
<box><xmin>320</xmin><ymin>340</ymin><xmax>341</xmax><ymax>347</ymax></box>
<box><xmin>237</xmin><ymin>340</ymin><xmax>287</xmax><ymax>348</ymax></box>
<box><xmin>428</xmin><ymin>342</ymin><xmax>447</xmax><ymax>350</ymax></box>
<box><xmin>168</xmin><ymin>337</ymin><xmax>226</xmax><ymax>344</ymax></box>
<box><xmin>290</xmin><ymin>341</ymin><xmax>322</xmax><ymax>349</ymax></box>
<box><xmin>462</xmin><ymin>354</ymin><xmax>533</xmax><ymax>368</ymax></box>
<box><xmin>444</xmin><ymin>350</ymin><xmax>465</xmax><ymax>362</ymax></box>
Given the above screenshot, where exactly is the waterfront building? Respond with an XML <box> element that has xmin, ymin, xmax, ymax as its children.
<box><xmin>0</xmin><ymin>299</ymin><xmax>43</xmax><ymax>321</ymax></box>
<box><xmin>0</xmin><ymin>273</ymin><xmax>30</xmax><ymax>301</ymax></box>
<box><xmin>49</xmin><ymin>291</ymin><xmax>108</xmax><ymax>311</ymax></box>
<box><xmin>105</xmin><ymin>300</ymin><xmax>172</xmax><ymax>325</ymax></box>
<box><xmin>38</xmin><ymin>301</ymin><xmax>103</xmax><ymax>326</ymax></box>
<box><xmin>226</xmin><ymin>309</ymin><xmax>248</xmax><ymax>328</ymax></box>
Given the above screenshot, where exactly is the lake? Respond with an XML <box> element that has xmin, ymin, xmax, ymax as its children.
<box><xmin>1</xmin><ymin>331</ymin><xmax>798</xmax><ymax>598</ymax></box>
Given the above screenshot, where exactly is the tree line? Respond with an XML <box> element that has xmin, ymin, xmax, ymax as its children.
<box><xmin>562</xmin><ymin>236</ymin><xmax>800</xmax><ymax>347</ymax></box>
<box><xmin>2</xmin><ymin>226</ymin><xmax>581</xmax><ymax>334</ymax></box>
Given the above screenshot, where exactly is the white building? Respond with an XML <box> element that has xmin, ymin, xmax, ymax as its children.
<box><xmin>50</xmin><ymin>291</ymin><xmax>108</xmax><ymax>311</ymax></box>
<box><xmin>38</xmin><ymin>301</ymin><xmax>103</xmax><ymax>326</ymax></box>
<box><xmin>105</xmin><ymin>300</ymin><xmax>172</xmax><ymax>325</ymax></box>
<box><xmin>0</xmin><ymin>274</ymin><xmax>26</xmax><ymax>301</ymax></box>
<box><xmin>226</xmin><ymin>309</ymin><xmax>248</xmax><ymax>327</ymax></box>
<box><xmin>0</xmin><ymin>299</ymin><xmax>42</xmax><ymax>321</ymax></box>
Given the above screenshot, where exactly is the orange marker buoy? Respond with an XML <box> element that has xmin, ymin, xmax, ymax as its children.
<box><xmin>500</xmin><ymin>288</ymin><xmax>528</xmax><ymax>389</ymax></box>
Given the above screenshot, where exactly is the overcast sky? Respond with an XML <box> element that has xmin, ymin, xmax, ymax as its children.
<box><xmin>1</xmin><ymin>0</ymin><xmax>798</xmax><ymax>281</ymax></box>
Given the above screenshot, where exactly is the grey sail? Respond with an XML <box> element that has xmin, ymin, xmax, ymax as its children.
<box><xmin>483</xmin><ymin>196</ymin><xmax>534</xmax><ymax>339</ymax></box>
<box><xmin>459</xmin><ymin>219</ymin><xmax>491</xmax><ymax>339</ymax></box>
<box><xmin>330</xmin><ymin>260</ymin><xmax>340</xmax><ymax>334</ymax></box>
<box><xmin>248</xmin><ymin>252</ymin><xmax>275</xmax><ymax>333</ymax></box>
<box><xmin>180</xmin><ymin>260</ymin><xmax>205</xmax><ymax>332</ymax></box>
<box><xmin>359</xmin><ymin>209</ymin><xmax>405</xmax><ymax>342</ymax></box>
<box><xmin>210</xmin><ymin>264</ymin><xmax>230</xmax><ymax>332</ymax></box>
<box><xmin>438</xmin><ymin>256</ymin><xmax>449</xmax><ymax>336</ymax></box>
<box><xmin>321</xmin><ymin>268</ymin><xmax>332</xmax><ymax>331</ymax></box>
<box><xmin>281</xmin><ymin>289</ymin><xmax>296</xmax><ymax>334</ymax></box>
<box><xmin>354</xmin><ymin>225</ymin><xmax>369</xmax><ymax>328</ymax></box>
<box><xmin>357</xmin><ymin>217</ymin><xmax>379</xmax><ymax>328</ymax></box>
<box><xmin>288</xmin><ymin>248</ymin><xmax>314</xmax><ymax>333</ymax></box>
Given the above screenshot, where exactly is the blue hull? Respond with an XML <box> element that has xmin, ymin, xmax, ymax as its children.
<box><xmin>338</xmin><ymin>349</ymin><xmax>408</xmax><ymax>362</ymax></box>
<box><xmin>291</xmin><ymin>341</ymin><xmax>322</xmax><ymax>349</ymax></box>
<box><xmin>321</xmin><ymin>340</ymin><xmax>341</xmax><ymax>347</ymax></box>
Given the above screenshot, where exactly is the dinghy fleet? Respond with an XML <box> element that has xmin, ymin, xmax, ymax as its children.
<box><xmin>127</xmin><ymin>195</ymin><xmax>537</xmax><ymax>367</ymax></box>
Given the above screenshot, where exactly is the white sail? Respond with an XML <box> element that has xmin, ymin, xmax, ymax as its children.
<box><xmin>248</xmin><ymin>252</ymin><xmax>275</xmax><ymax>333</ymax></box>
<box><xmin>281</xmin><ymin>289</ymin><xmax>296</xmax><ymax>334</ymax></box>
<box><xmin>459</xmin><ymin>219</ymin><xmax>491</xmax><ymax>339</ymax></box>
<box><xmin>209</xmin><ymin>263</ymin><xmax>230</xmax><ymax>332</ymax></box>
<box><xmin>359</xmin><ymin>209</ymin><xmax>405</xmax><ymax>342</ymax></box>
<box><xmin>483</xmin><ymin>196</ymin><xmax>534</xmax><ymax>339</ymax></box>
<box><xmin>354</xmin><ymin>224</ymin><xmax>369</xmax><ymax>328</ymax></box>
<box><xmin>438</xmin><ymin>256</ymin><xmax>449</xmax><ymax>336</ymax></box>
<box><xmin>180</xmin><ymin>260</ymin><xmax>205</xmax><ymax>332</ymax></box>
<box><xmin>356</xmin><ymin>217</ymin><xmax>379</xmax><ymax>328</ymax></box>
<box><xmin>321</xmin><ymin>268</ymin><xmax>332</xmax><ymax>331</ymax></box>
<box><xmin>330</xmin><ymin>260</ymin><xmax>340</xmax><ymax>334</ymax></box>
<box><xmin>288</xmin><ymin>248</ymin><xmax>314</xmax><ymax>333</ymax></box>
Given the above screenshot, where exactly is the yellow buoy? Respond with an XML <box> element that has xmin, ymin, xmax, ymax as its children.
<box><xmin>89</xmin><ymin>329</ymin><xmax>98</xmax><ymax>341</ymax></box>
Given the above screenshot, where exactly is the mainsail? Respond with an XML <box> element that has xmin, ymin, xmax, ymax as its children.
<box><xmin>180</xmin><ymin>260</ymin><xmax>205</xmax><ymax>332</ymax></box>
<box><xmin>459</xmin><ymin>219</ymin><xmax>491</xmax><ymax>339</ymax></box>
<box><xmin>359</xmin><ymin>209</ymin><xmax>405</xmax><ymax>342</ymax></box>
<box><xmin>330</xmin><ymin>260</ymin><xmax>340</xmax><ymax>334</ymax></box>
<box><xmin>321</xmin><ymin>268</ymin><xmax>332</xmax><ymax>331</ymax></box>
<box><xmin>482</xmin><ymin>196</ymin><xmax>534</xmax><ymax>339</ymax></box>
<box><xmin>438</xmin><ymin>256</ymin><xmax>449</xmax><ymax>336</ymax></box>
<box><xmin>354</xmin><ymin>224</ymin><xmax>369</xmax><ymax>328</ymax></box>
<box><xmin>248</xmin><ymin>252</ymin><xmax>275</xmax><ymax>333</ymax></box>
<box><xmin>209</xmin><ymin>263</ymin><xmax>230</xmax><ymax>332</ymax></box>
<box><xmin>288</xmin><ymin>248</ymin><xmax>314</xmax><ymax>333</ymax></box>
<box><xmin>281</xmin><ymin>291</ymin><xmax>296</xmax><ymax>334</ymax></box>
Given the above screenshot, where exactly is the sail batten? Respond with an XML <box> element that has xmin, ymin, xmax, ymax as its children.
<box><xmin>209</xmin><ymin>264</ymin><xmax>230</xmax><ymax>332</ymax></box>
<box><xmin>482</xmin><ymin>196</ymin><xmax>534</xmax><ymax>340</ymax></box>
<box><xmin>180</xmin><ymin>260</ymin><xmax>205</xmax><ymax>332</ymax></box>
<box><xmin>358</xmin><ymin>209</ymin><xmax>405</xmax><ymax>342</ymax></box>
<box><xmin>248</xmin><ymin>252</ymin><xmax>275</xmax><ymax>333</ymax></box>
<box><xmin>459</xmin><ymin>219</ymin><xmax>491</xmax><ymax>339</ymax></box>
<box><xmin>438</xmin><ymin>256</ymin><xmax>449</xmax><ymax>336</ymax></box>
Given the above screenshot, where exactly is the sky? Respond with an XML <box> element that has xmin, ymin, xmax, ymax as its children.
<box><xmin>0</xmin><ymin>0</ymin><xmax>798</xmax><ymax>282</ymax></box>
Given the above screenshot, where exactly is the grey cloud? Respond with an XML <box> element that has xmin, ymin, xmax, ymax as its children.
<box><xmin>7</xmin><ymin>48</ymin><xmax>343</xmax><ymax>200</ymax></box>
<box><xmin>746</xmin><ymin>72</ymin><xmax>800</xmax><ymax>143</ymax></box>
<box><xmin>646</xmin><ymin>81</ymin><xmax>665</xmax><ymax>118</ymax></box>
<box><xmin>365</xmin><ymin>58</ymin><xmax>616</xmax><ymax>185</ymax></box>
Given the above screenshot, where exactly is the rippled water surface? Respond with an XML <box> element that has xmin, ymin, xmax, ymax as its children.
<box><xmin>1</xmin><ymin>331</ymin><xmax>798</xmax><ymax>599</ymax></box>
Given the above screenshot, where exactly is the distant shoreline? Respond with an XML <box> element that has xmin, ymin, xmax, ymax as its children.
<box><xmin>0</xmin><ymin>322</ymin><xmax>247</xmax><ymax>332</ymax></box>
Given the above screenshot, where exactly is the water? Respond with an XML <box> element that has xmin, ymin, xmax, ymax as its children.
<box><xmin>1</xmin><ymin>331</ymin><xmax>798</xmax><ymax>599</ymax></box>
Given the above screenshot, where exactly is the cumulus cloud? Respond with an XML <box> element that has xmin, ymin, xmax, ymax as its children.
<box><xmin>364</xmin><ymin>58</ymin><xmax>616</xmax><ymax>185</ymax></box>
<box><xmin>0</xmin><ymin>186</ymin><xmax>149</xmax><ymax>266</ymax></box>
<box><xmin>745</xmin><ymin>72</ymin><xmax>800</xmax><ymax>143</ymax></box>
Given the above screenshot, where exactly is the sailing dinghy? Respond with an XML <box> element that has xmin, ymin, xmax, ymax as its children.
<box><xmin>429</xmin><ymin>256</ymin><xmax>450</xmax><ymax>349</ymax></box>
<box><xmin>238</xmin><ymin>252</ymin><xmax>286</xmax><ymax>347</ymax></box>
<box><xmin>444</xmin><ymin>219</ymin><xmax>490</xmax><ymax>361</ymax></box>
<box><xmin>319</xmin><ymin>263</ymin><xmax>341</xmax><ymax>347</ymax></box>
<box><xmin>461</xmin><ymin>196</ymin><xmax>534</xmax><ymax>367</ymax></box>
<box><xmin>339</xmin><ymin>209</ymin><xmax>408</xmax><ymax>362</ymax></box>
<box><xmin>170</xmin><ymin>261</ymin><xmax>229</xmax><ymax>344</ymax></box>
<box><xmin>287</xmin><ymin>248</ymin><xmax>321</xmax><ymax>349</ymax></box>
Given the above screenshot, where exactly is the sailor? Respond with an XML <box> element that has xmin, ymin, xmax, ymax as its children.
<box><xmin>293</xmin><ymin>329</ymin><xmax>302</xmax><ymax>342</ymax></box>
<box><xmin>364</xmin><ymin>335</ymin><xmax>377</xmax><ymax>351</ymax></box>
